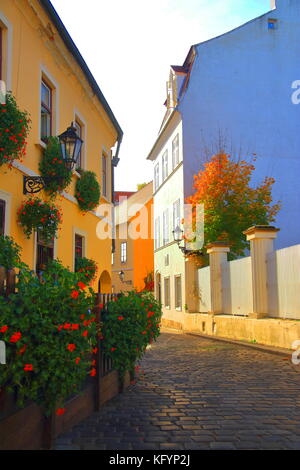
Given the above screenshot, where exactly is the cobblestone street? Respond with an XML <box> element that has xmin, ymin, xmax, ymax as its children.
<box><xmin>55</xmin><ymin>332</ymin><xmax>300</xmax><ymax>450</ymax></box>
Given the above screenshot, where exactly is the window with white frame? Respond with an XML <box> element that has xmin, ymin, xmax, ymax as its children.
<box><xmin>154</xmin><ymin>217</ymin><xmax>161</xmax><ymax>250</ymax></box>
<box><xmin>154</xmin><ymin>163</ymin><xmax>159</xmax><ymax>191</ymax></box>
<box><xmin>164</xmin><ymin>277</ymin><xmax>170</xmax><ymax>308</ymax></box>
<box><xmin>74</xmin><ymin>119</ymin><xmax>83</xmax><ymax>171</ymax></box>
<box><xmin>41</xmin><ymin>79</ymin><xmax>52</xmax><ymax>142</ymax></box>
<box><xmin>0</xmin><ymin>199</ymin><xmax>5</xmax><ymax>236</ymax></box>
<box><xmin>173</xmin><ymin>199</ymin><xmax>180</xmax><ymax>230</ymax></box>
<box><xmin>163</xmin><ymin>208</ymin><xmax>169</xmax><ymax>245</ymax></box>
<box><xmin>102</xmin><ymin>153</ymin><xmax>108</xmax><ymax>198</ymax></box>
<box><xmin>175</xmin><ymin>275</ymin><xmax>182</xmax><ymax>310</ymax></box>
<box><xmin>172</xmin><ymin>133</ymin><xmax>179</xmax><ymax>170</ymax></box>
<box><xmin>121</xmin><ymin>242</ymin><xmax>127</xmax><ymax>263</ymax></box>
<box><xmin>162</xmin><ymin>150</ymin><xmax>168</xmax><ymax>182</ymax></box>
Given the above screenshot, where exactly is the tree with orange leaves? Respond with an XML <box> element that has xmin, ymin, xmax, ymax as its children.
<box><xmin>186</xmin><ymin>154</ymin><xmax>281</xmax><ymax>260</ymax></box>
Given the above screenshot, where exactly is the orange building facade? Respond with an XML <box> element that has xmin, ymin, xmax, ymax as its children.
<box><xmin>112</xmin><ymin>182</ymin><xmax>154</xmax><ymax>293</ymax></box>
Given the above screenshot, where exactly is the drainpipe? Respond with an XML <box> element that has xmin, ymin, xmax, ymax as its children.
<box><xmin>111</xmin><ymin>134</ymin><xmax>123</xmax><ymax>253</ymax></box>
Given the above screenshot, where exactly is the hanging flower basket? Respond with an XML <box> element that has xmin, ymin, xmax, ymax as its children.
<box><xmin>75</xmin><ymin>171</ymin><xmax>101</xmax><ymax>212</ymax></box>
<box><xmin>0</xmin><ymin>92</ymin><xmax>31</xmax><ymax>167</ymax></box>
<box><xmin>17</xmin><ymin>198</ymin><xmax>62</xmax><ymax>242</ymax></box>
<box><xmin>39</xmin><ymin>137</ymin><xmax>72</xmax><ymax>197</ymax></box>
<box><xmin>75</xmin><ymin>257</ymin><xmax>98</xmax><ymax>283</ymax></box>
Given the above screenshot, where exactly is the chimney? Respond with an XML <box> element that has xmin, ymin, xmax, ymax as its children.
<box><xmin>270</xmin><ymin>0</ymin><xmax>276</xmax><ymax>8</ymax></box>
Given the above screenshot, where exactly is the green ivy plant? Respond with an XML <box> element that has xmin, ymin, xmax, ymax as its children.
<box><xmin>0</xmin><ymin>92</ymin><xmax>31</xmax><ymax>167</ymax></box>
<box><xmin>75</xmin><ymin>170</ymin><xmax>101</xmax><ymax>212</ymax></box>
<box><xmin>17</xmin><ymin>197</ymin><xmax>62</xmax><ymax>243</ymax></box>
<box><xmin>0</xmin><ymin>259</ymin><xmax>98</xmax><ymax>415</ymax></box>
<box><xmin>101</xmin><ymin>291</ymin><xmax>162</xmax><ymax>379</ymax></box>
<box><xmin>39</xmin><ymin>137</ymin><xmax>72</xmax><ymax>197</ymax></box>
<box><xmin>75</xmin><ymin>257</ymin><xmax>98</xmax><ymax>284</ymax></box>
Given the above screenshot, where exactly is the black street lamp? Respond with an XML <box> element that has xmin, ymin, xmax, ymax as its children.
<box><xmin>172</xmin><ymin>225</ymin><xmax>203</xmax><ymax>256</ymax></box>
<box><xmin>58</xmin><ymin>123</ymin><xmax>83</xmax><ymax>171</ymax></box>
<box><xmin>118</xmin><ymin>270</ymin><xmax>132</xmax><ymax>285</ymax></box>
<box><xmin>23</xmin><ymin>123</ymin><xmax>83</xmax><ymax>194</ymax></box>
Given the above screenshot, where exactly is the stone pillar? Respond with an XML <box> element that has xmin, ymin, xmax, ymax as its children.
<box><xmin>207</xmin><ymin>242</ymin><xmax>230</xmax><ymax>315</ymax></box>
<box><xmin>243</xmin><ymin>225</ymin><xmax>279</xmax><ymax>319</ymax></box>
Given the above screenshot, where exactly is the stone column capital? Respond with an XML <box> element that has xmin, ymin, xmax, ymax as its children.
<box><xmin>207</xmin><ymin>242</ymin><xmax>231</xmax><ymax>254</ymax></box>
<box><xmin>243</xmin><ymin>225</ymin><xmax>280</xmax><ymax>242</ymax></box>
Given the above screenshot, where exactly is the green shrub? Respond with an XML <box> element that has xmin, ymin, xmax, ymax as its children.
<box><xmin>0</xmin><ymin>92</ymin><xmax>31</xmax><ymax>167</ymax></box>
<box><xmin>75</xmin><ymin>257</ymin><xmax>98</xmax><ymax>283</ymax></box>
<box><xmin>39</xmin><ymin>137</ymin><xmax>72</xmax><ymax>197</ymax></box>
<box><xmin>75</xmin><ymin>170</ymin><xmax>101</xmax><ymax>212</ymax></box>
<box><xmin>0</xmin><ymin>260</ymin><xmax>98</xmax><ymax>415</ymax></box>
<box><xmin>0</xmin><ymin>235</ymin><xmax>22</xmax><ymax>269</ymax></box>
<box><xmin>17</xmin><ymin>197</ymin><xmax>62</xmax><ymax>243</ymax></box>
<box><xmin>101</xmin><ymin>291</ymin><xmax>162</xmax><ymax>378</ymax></box>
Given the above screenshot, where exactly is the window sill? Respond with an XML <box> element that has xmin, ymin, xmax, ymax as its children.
<box><xmin>35</xmin><ymin>141</ymin><xmax>47</xmax><ymax>150</ymax></box>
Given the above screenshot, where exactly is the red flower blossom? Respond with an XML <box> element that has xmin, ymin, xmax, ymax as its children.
<box><xmin>0</xmin><ymin>326</ymin><xmax>8</xmax><ymax>333</ymax></box>
<box><xmin>92</xmin><ymin>347</ymin><xmax>98</xmax><ymax>354</ymax></box>
<box><xmin>82</xmin><ymin>330</ymin><xmax>88</xmax><ymax>337</ymax></box>
<box><xmin>90</xmin><ymin>368</ymin><xmax>97</xmax><ymax>377</ymax></box>
<box><xmin>71</xmin><ymin>290</ymin><xmax>79</xmax><ymax>299</ymax></box>
<box><xmin>67</xmin><ymin>343</ymin><xmax>76</xmax><ymax>352</ymax></box>
<box><xmin>77</xmin><ymin>282</ymin><xmax>86</xmax><ymax>290</ymax></box>
<box><xmin>9</xmin><ymin>332</ymin><xmax>22</xmax><ymax>343</ymax></box>
<box><xmin>111</xmin><ymin>347</ymin><xmax>117</xmax><ymax>352</ymax></box>
<box><xmin>117</xmin><ymin>316</ymin><xmax>124</xmax><ymax>320</ymax></box>
<box><xmin>56</xmin><ymin>408</ymin><xmax>65</xmax><ymax>416</ymax></box>
<box><xmin>23</xmin><ymin>364</ymin><xmax>33</xmax><ymax>371</ymax></box>
<box><xmin>71</xmin><ymin>324</ymin><xmax>79</xmax><ymax>330</ymax></box>
<box><xmin>75</xmin><ymin>357</ymin><xmax>81</xmax><ymax>364</ymax></box>
<box><xmin>17</xmin><ymin>345</ymin><xmax>27</xmax><ymax>355</ymax></box>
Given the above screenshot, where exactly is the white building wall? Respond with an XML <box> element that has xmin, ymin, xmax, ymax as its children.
<box><xmin>153</xmin><ymin>114</ymin><xmax>187</xmax><ymax>323</ymax></box>
<box><xmin>180</xmin><ymin>0</ymin><xmax>300</xmax><ymax>249</ymax></box>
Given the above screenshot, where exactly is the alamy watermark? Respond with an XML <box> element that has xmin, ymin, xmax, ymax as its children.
<box><xmin>291</xmin><ymin>80</ymin><xmax>300</xmax><ymax>104</ymax></box>
<box><xmin>0</xmin><ymin>340</ymin><xmax>6</xmax><ymax>365</ymax></box>
<box><xmin>291</xmin><ymin>340</ymin><xmax>300</xmax><ymax>365</ymax></box>
<box><xmin>0</xmin><ymin>80</ymin><xmax>6</xmax><ymax>105</ymax></box>
<box><xmin>95</xmin><ymin>200</ymin><xmax>204</xmax><ymax>250</ymax></box>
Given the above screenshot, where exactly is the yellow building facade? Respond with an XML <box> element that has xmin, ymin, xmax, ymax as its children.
<box><xmin>0</xmin><ymin>0</ymin><xmax>122</xmax><ymax>292</ymax></box>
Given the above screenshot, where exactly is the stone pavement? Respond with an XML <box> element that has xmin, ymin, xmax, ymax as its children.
<box><xmin>54</xmin><ymin>332</ymin><xmax>300</xmax><ymax>450</ymax></box>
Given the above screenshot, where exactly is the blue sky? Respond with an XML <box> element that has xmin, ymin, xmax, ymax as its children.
<box><xmin>51</xmin><ymin>0</ymin><xmax>271</xmax><ymax>190</ymax></box>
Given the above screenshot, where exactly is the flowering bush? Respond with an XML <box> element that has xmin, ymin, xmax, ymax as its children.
<box><xmin>0</xmin><ymin>235</ymin><xmax>22</xmax><ymax>269</ymax></box>
<box><xmin>75</xmin><ymin>171</ymin><xmax>101</xmax><ymax>212</ymax></box>
<box><xmin>101</xmin><ymin>291</ymin><xmax>162</xmax><ymax>379</ymax></box>
<box><xmin>17</xmin><ymin>197</ymin><xmax>62</xmax><ymax>242</ymax></box>
<box><xmin>75</xmin><ymin>257</ymin><xmax>98</xmax><ymax>284</ymax></box>
<box><xmin>39</xmin><ymin>137</ymin><xmax>72</xmax><ymax>197</ymax></box>
<box><xmin>0</xmin><ymin>260</ymin><xmax>98</xmax><ymax>415</ymax></box>
<box><xmin>0</xmin><ymin>93</ymin><xmax>31</xmax><ymax>167</ymax></box>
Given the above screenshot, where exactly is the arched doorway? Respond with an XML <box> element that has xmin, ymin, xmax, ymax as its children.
<box><xmin>98</xmin><ymin>270</ymin><xmax>112</xmax><ymax>294</ymax></box>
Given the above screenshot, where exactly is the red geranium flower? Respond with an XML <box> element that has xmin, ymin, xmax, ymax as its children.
<box><xmin>77</xmin><ymin>282</ymin><xmax>86</xmax><ymax>290</ymax></box>
<box><xmin>111</xmin><ymin>347</ymin><xmax>117</xmax><ymax>352</ymax></box>
<box><xmin>23</xmin><ymin>364</ymin><xmax>33</xmax><ymax>371</ymax></box>
<box><xmin>0</xmin><ymin>326</ymin><xmax>8</xmax><ymax>333</ymax></box>
<box><xmin>92</xmin><ymin>347</ymin><xmax>98</xmax><ymax>354</ymax></box>
<box><xmin>82</xmin><ymin>330</ymin><xmax>88</xmax><ymax>337</ymax></box>
<box><xmin>67</xmin><ymin>344</ymin><xmax>76</xmax><ymax>352</ymax></box>
<box><xmin>71</xmin><ymin>290</ymin><xmax>79</xmax><ymax>299</ymax></box>
<box><xmin>90</xmin><ymin>368</ymin><xmax>97</xmax><ymax>376</ymax></box>
<box><xmin>9</xmin><ymin>332</ymin><xmax>22</xmax><ymax>343</ymax></box>
<box><xmin>117</xmin><ymin>316</ymin><xmax>124</xmax><ymax>320</ymax></box>
<box><xmin>56</xmin><ymin>408</ymin><xmax>65</xmax><ymax>416</ymax></box>
<box><xmin>17</xmin><ymin>345</ymin><xmax>27</xmax><ymax>355</ymax></box>
<box><xmin>75</xmin><ymin>357</ymin><xmax>81</xmax><ymax>364</ymax></box>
